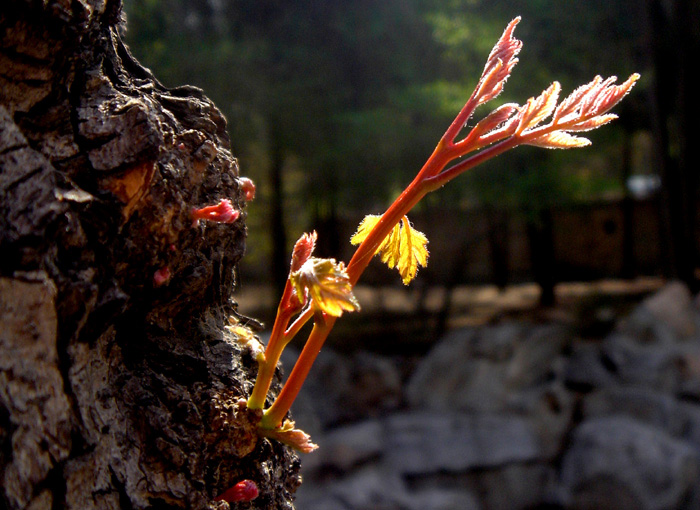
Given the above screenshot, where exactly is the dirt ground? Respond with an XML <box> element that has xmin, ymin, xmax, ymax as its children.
<box><xmin>234</xmin><ymin>277</ymin><xmax>665</xmax><ymax>349</ymax></box>
<box><xmin>236</xmin><ymin>277</ymin><xmax>663</xmax><ymax>323</ymax></box>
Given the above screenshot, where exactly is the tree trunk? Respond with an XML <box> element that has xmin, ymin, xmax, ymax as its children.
<box><xmin>647</xmin><ymin>0</ymin><xmax>700</xmax><ymax>291</ymax></box>
<box><xmin>1</xmin><ymin>1</ymin><xmax>299</xmax><ymax>509</ymax></box>
<box><xmin>527</xmin><ymin>209</ymin><xmax>556</xmax><ymax>307</ymax></box>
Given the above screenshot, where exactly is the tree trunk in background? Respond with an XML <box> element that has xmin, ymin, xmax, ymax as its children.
<box><xmin>1</xmin><ymin>1</ymin><xmax>299</xmax><ymax>509</ymax></box>
<box><xmin>527</xmin><ymin>209</ymin><xmax>556</xmax><ymax>307</ymax></box>
<box><xmin>487</xmin><ymin>207</ymin><xmax>510</xmax><ymax>291</ymax></box>
<box><xmin>621</xmin><ymin>129</ymin><xmax>636</xmax><ymax>280</ymax></box>
<box><xmin>269</xmin><ymin>120</ymin><xmax>288</xmax><ymax>299</ymax></box>
<box><xmin>648</xmin><ymin>0</ymin><xmax>700</xmax><ymax>291</ymax></box>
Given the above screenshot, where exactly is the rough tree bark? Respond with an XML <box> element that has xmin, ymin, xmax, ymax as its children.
<box><xmin>1</xmin><ymin>1</ymin><xmax>300</xmax><ymax>509</ymax></box>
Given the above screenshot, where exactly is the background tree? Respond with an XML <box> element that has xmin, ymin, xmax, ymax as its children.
<box><xmin>123</xmin><ymin>0</ymin><xmax>659</xmax><ymax>308</ymax></box>
<box><xmin>646</xmin><ymin>0</ymin><xmax>700</xmax><ymax>291</ymax></box>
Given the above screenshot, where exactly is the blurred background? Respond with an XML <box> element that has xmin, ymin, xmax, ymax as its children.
<box><xmin>122</xmin><ymin>1</ymin><xmax>700</xmax><ymax>509</ymax></box>
<box><xmin>122</xmin><ymin>0</ymin><xmax>697</xmax><ymax>326</ymax></box>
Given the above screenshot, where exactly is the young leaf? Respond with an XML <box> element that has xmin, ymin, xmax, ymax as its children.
<box><xmin>473</xmin><ymin>17</ymin><xmax>523</xmax><ymax>106</ymax></box>
<box><xmin>290</xmin><ymin>231</ymin><xmax>318</xmax><ymax>273</ymax></box>
<box><xmin>398</xmin><ymin>217</ymin><xmax>429</xmax><ymax>285</ymax></box>
<box><xmin>516</xmin><ymin>82</ymin><xmax>561</xmax><ymax>134</ymax></box>
<box><xmin>525</xmin><ymin>131</ymin><xmax>591</xmax><ymax>149</ymax></box>
<box><xmin>258</xmin><ymin>419</ymin><xmax>318</xmax><ymax>453</ymax></box>
<box><xmin>564</xmin><ymin>113</ymin><xmax>618</xmax><ymax>132</ymax></box>
<box><xmin>351</xmin><ymin>214</ymin><xmax>429</xmax><ymax>285</ymax></box>
<box><xmin>351</xmin><ymin>214</ymin><xmax>403</xmax><ymax>267</ymax></box>
<box><xmin>290</xmin><ymin>258</ymin><xmax>360</xmax><ymax>317</ymax></box>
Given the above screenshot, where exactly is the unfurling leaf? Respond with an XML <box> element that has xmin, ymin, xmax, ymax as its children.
<box><xmin>258</xmin><ymin>419</ymin><xmax>318</xmax><ymax>453</ymax></box>
<box><xmin>516</xmin><ymin>81</ymin><xmax>561</xmax><ymax>134</ymax></box>
<box><xmin>290</xmin><ymin>231</ymin><xmax>318</xmax><ymax>272</ymax></box>
<box><xmin>525</xmin><ymin>131</ymin><xmax>591</xmax><ymax>149</ymax></box>
<box><xmin>290</xmin><ymin>258</ymin><xmax>360</xmax><ymax>317</ymax></box>
<box><xmin>225</xmin><ymin>317</ymin><xmax>265</xmax><ymax>362</ymax></box>
<box><xmin>351</xmin><ymin>214</ymin><xmax>429</xmax><ymax>285</ymax></box>
<box><xmin>552</xmin><ymin>74</ymin><xmax>640</xmax><ymax>125</ymax></box>
<box><xmin>564</xmin><ymin>114</ymin><xmax>618</xmax><ymax>132</ymax></box>
<box><xmin>469</xmin><ymin>103</ymin><xmax>520</xmax><ymax>137</ymax></box>
<box><xmin>473</xmin><ymin>17</ymin><xmax>523</xmax><ymax>106</ymax></box>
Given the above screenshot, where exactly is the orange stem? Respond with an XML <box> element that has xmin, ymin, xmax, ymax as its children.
<box><xmin>247</xmin><ymin>281</ymin><xmax>299</xmax><ymax>409</ymax></box>
<box><xmin>256</xmin><ymin>97</ymin><xmax>521</xmax><ymax>428</ymax></box>
<box><xmin>261</xmin><ymin>315</ymin><xmax>335</xmax><ymax>428</ymax></box>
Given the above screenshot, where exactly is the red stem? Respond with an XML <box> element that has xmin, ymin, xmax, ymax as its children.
<box><xmin>261</xmin><ymin>316</ymin><xmax>335</xmax><ymax>428</ymax></box>
<box><xmin>256</xmin><ymin>97</ymin><xmax>523</xmax><ymax>428</ymax></box>
<box><xmin>425</xmin><ymin>136</ymin><xmax>521</xmax><ymax>190</ymax></box>
<box><xmin>247</xmin><ymin>281</ymin><xmax>299</xmax><ymax>409</ymax></box>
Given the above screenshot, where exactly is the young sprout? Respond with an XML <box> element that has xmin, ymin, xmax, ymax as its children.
<box><xmin>191</xmin><ymin>198</ymin><xmax>240</xmax><ymax>225</ymax></box>
<box><xmin>239</xmin><ymin>177</ymin><xmax>256</xmax><ymax>202</ymax></box>
<box><xmin>246</xmin><ymin>231</ymin><xmax>360</xmax><ymax>418</ymax></box>
<box><xmin>214</xmin><ymin>479</ymin><xmax>259</xmax><ymax>503</ymax></box>
<box><xmin>246</xmin><ymin>16</ymin><xmax>639</xmax><ymax>451</ymax></box>
<box><xmin>153</xmin><ymin>266</ymin><xmax>171</xmax><ymax>287</ymax></box>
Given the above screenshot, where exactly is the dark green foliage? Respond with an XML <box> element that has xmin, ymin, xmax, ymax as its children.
<box><xmin>122</xmin><ymin>0</ymin><xmax>648</xmax><ymax>277</ymax></box>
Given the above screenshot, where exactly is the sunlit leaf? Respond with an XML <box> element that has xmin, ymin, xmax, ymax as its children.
<box><xmin>525</xmin><ymin>131</ymin><xmax>591</xmax><ymax>149</ymax></box>
<box><xmin>225</xmin><ymin>318</ymin><xmax>265</xmax><ymax>362</ymax></box>
<box><xmin>290</xmin><ymin>258</ymin><xmax>360</xmax><ymax>317</ymax></box>
<box><xmin>397</xmin><ymin>217</ymin><xmax>429</xmax><ymax>284</ymax></box>
<box><xmin>565</xmin><ymin>114</ymin><xmax>618</xmax><ymax>132</ymax></box>
<box><xmin>351</xmin><ymin>214</ymin><xmax>429</xmax><ymax>285</ymax></box>
<box><xmin>516</xmin><ymin>82</ymin><xmax>560</xmax><ymax>134</ymax></box>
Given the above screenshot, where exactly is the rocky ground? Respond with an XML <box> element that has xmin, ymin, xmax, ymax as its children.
<box><xmin>279</xmin><ymin>281</ymin><xmax>700</xmax><ymax>510</ymax></box>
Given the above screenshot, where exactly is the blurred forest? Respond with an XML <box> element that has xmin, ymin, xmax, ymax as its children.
<box><xmin>121</xmin><ymin>0</ymin><xmax>698</xmax><ymax>307</ymax></box>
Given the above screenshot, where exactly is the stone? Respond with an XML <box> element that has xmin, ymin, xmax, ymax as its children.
<box><xmin>405</xmin><ymin>328</ymin><xmax>480</xmax><ymax>411</ymax></box>
<box><xmin>295</xmin><ymin>465</ymin><xmax>413</xmax><ymax>510</ymax></box>
<box><xmin>603</xmin><ymin>333</ymin><xmax>684</xmax><ymax>392</ymax></box>
<box><xmin>564</xmin><ymin>342</ymin><xmax>616</xmax><ymax>390</ymax></box>
<box><xmin>406</xmin><ymin>488</ymin><xmax>481</xmax><ymax>510</ymax></box>
<box><xmin>407</xmin><ymin>323</ymin><xmax>569</xmax><ymax>413</ymax></box>
<box><xmin>384</xmin><ymin>412</ymin><xmax>540</xmax><ymax>476</ymax></box>
<box><xmin>560</xmin><ymin>416</ymin><xmax>700</xmax><ymax>510</ymax></box>
<box><xmin>282</xmin><ymin>347</ymin><xmax>352</xmax><ymax>428</ymax></box>
<box><xmin>504</xmin><ymin>323</ymin><xmax>569</xmax><ymax>388</ymax></box>
<box><xmin>582</xmin><ymin>387</ymin><xmax>685</xmax><ymax>436</ymax></box>
<box><xmin>404</xmin><ymin>326</ymin><xmax>512</xmax><ymax>413</ymax></box>
<box><xmin>303</xmin><ymin>419</ymin><xmax>384</xmax><ymax>477</ymax></box>
<box><xmin>284</xmin><ymin>347</ymin><xmax>402</xmax><ymax>427</ymax></box>
<box><xmin>510</xmin><ymin>381</ymin><xmax>575</xmax><ymax>460</ymax></box>
<box><xmin>622</xmin><ymin>281</ymin><xmax>698</xmax><ymax>344</ymax></box>
<box><xmin>677</xmin><ymin>345</ymin><xmax>700</xmax><ymax>400</ymax></box>
<box><xmin>679</xmin><ymin>402</ymin><xmax>700</xmax><ymax>454</ymax></box>
<box><xmin>469</xmin><ymin>463</ymin><xmax>557</xmax><ymax>510</ymax></box>
<box><xmin>342</xmin><ymin>351</ymin><xmax>402</xmax><ymax>420</ymax></box>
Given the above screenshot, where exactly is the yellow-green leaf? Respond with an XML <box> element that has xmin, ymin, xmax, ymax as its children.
<box><xmin>350</xmin><ymin>214</ymin><xmax>429</xmax><ymax>285</ymax></box>
<box><xmin>398</xmin><ymin>217</ymin><xmax>429</xmax><ymax>284</ymax></box>
<box><xmin>290</xmin><ymin>258</ymin><xmax>360</xmax><ymax>317</ymax></box>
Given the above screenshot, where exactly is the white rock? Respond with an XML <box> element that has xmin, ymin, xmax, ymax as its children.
<box><xmin>384</xmin><ymin>412</ymin><xmax>540</xmax><ymax>475</ymax></box>
<box><xmin>560</xmin><ymin>416</ymin><xmax>700</xmax><ymax>510</ymax></box>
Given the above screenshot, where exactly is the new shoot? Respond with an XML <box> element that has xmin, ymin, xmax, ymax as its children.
<box><xmin>244</xmin><ymin>17</ymin><xmax>639</xmax><ymax>452</ymax></box>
